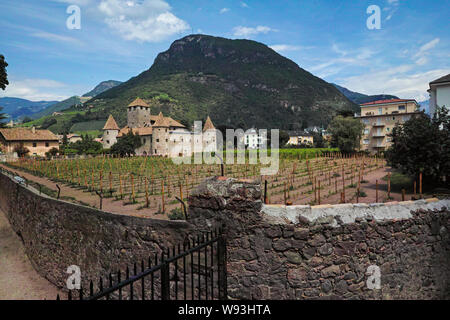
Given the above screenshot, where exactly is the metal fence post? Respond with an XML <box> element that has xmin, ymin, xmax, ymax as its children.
<box><xmin>161</xmin><ymin>260</ymin><xmax>170</xmax><ymax>300</ymax></box>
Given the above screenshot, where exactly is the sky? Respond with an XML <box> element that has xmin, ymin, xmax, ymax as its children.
<box><xmin>0</xmin><ymin>0</ymin><xmax>449</xmax><ymax>102</ymax></box>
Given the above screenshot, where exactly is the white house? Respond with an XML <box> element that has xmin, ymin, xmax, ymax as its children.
<box><xmin>243</xmin><ymin>128</ymin><xmax>266</xmax><ymax>149</ymax></box>
<box><xmin>428</xmin><ymin>74</ymin><xmax>450</xmax><ymax>116</ymax></box>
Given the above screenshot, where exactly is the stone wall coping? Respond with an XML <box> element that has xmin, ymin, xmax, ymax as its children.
<box><xmin>261</xmin><ymin>198</ymin><xmax>450</xmax><ymax>226</ymax></box>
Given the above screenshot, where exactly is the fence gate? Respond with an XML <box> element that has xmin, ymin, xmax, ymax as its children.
<box><xmin>58</xmin><ymin>229</ymin><xmax>227</xmax><ymax>300</ymax></box>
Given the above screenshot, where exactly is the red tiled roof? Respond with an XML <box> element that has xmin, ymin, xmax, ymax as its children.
<box><xmin>103</xmin><ymin>115</ymin><xmax>120</xmax><ymax>130</ymax></box>
<box><xmin>360</xmin><ymin>99</ymin><xmax>416</xmax><ymax>106</ymax></box>
<box><xmin>0</xmin><ymin>128</ymin><xmax>58</xmax><ymax>141</ymax></box>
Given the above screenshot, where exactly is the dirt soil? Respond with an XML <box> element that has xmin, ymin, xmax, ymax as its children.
<box><xmin>0</xmin><ymin>207</ymin><xmax>61</xmax><ymax>300</ymax></box>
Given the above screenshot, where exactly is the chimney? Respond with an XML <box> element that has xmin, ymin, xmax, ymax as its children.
<box><xmin>31</xmin><ymin>126</ymin><xmax>36</xmax><ymax>134</ymax></box>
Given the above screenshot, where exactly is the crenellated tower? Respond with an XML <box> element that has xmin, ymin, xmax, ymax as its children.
<box><xmin>127</xmin><ymin>97</ymin><xmax>151</xmax><ymax>128</ymax></box>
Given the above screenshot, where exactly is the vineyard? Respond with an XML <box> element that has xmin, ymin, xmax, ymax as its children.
<box><xmin>4</xmin><ymin>150</ymin><xmax>423</xmax><ymax>220</ymax></box>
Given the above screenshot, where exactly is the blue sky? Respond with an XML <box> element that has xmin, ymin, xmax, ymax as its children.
<box><xmin>0</xmin><ymin>0</ymin><xmax>449</xmax><ymax>102</ymax></box>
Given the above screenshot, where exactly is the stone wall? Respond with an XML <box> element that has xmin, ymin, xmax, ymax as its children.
<box><xmin>1</xmin><ymin>169</ymin><xmax>449</xmax><ymax>300</ymax></box>
<box><xmin>188</xmin><ymin>177</ymin><xmax>450</xmax><ymax>300</ymax></box>
<box><xmin>0</xmin><ymin>172</ymin><xmax>194</xmax><ymax>291</ymax></box>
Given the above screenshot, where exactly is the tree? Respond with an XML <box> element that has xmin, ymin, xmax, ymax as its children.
<box><xmin>0</xmin><ymin>54</ymin><xmax>8</xmax><ymax>90</ymax></box>
<box><xmin>0</xmin><ymin>55</ymin><xmax>7</xmax><ymax>128</ymax></box>
<box><xmin>110</xmin><ymin>131</ymin><xmax>143</xmax><ymax>157</ymax></box>
<box><xmin>69</xmin><ymin>134</ymin><xmax>103</xmax><ymax>155</ymax></box>
<box><xmin>327</xmin><ymin>115</ymin><xmax>364</xmax><ymax>153</ymax></box>
<box><xmin>14</xmin><ymin>143</ymin><xmax>29</xmax><ymax>157</ymax></box>
<box><xmin>312</xmin><ymin>132</ymin><xmax>325</xmax><ymax>148</ymax></box>
<box><xmin>45</xmin><ymin>147</ymin><xmax>59</xmax><ymax>158</ymax></box>
<box><xmin>0</xmin><ymin>106</ymin><xmax>7</xmax><ymax>128</ymax></box>
<box><xmin>279</xmin><ymin>130</ymin><xmax>290</xmax><ymax>147</ymax></box>
<box><xmin>22</xmin><ymin>116</ymin><xmax>33</xmax><ymax>123</ymax></box>
<box><xmin>385</xmin><ymin>106</ymin><xmax>449</xmax><ymax>183</ymax></box>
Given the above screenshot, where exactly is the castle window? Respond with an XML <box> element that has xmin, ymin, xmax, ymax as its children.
<box><xmin>33</xmin><ymin>142</ymin><xmax>37</xmax><ymax>147</ymax></box>
<box><xmin>156</xmin><ymin>139</ymin><xmax>159</xmax><ymax>142</ymax></box>
<box><xmin>107</xmin><ymin>131</ymin><xmax>109</xmax><ymax>135</ymax></box>
<box><xmin>45</xmin><ymin>142</ymin><xmax>49</xmax><ymax>147</ymax></box>
<box><xmin>107</xmin><ymin>140</ymin><xmax>110</xmax><ymax>144</ymax></box>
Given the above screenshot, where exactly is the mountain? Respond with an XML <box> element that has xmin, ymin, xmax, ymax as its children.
<box><xmin>31</xmin><ymin>80</ymin><xmax>122</xmax><ymax>119</ymax></box>
<box><xmin>90</xmin><ymin>34</ymin><xmax>357</xmax><ymax>130</ymax></box>
<box><xmin>82</xmin><ymin>80</ymin><xmax>122</xmax><ymax>97</ymax></box>
<box><xmin>31</xmin><ymin>96</ymin><xmax>83</xmax><ymax>119</ymax></box>
<box><xmin>0</xmin><ymin>97</ymin><xmax>58</xmax><ymax>120</ymax></box>
<box><xmin>332</xmin><ymin>84</ymin><xmax>399</xmax><ymax>105</ymax></box>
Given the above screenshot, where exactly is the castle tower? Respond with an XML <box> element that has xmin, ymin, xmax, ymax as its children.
<box><xmin>152</xmin><ymin>112</ymin><xmax>170</xmax><ymax>156</ymax></box>
<box><xmin>127</xmin><ymin>97</ymin><xmax>150</xmax><ymax>128</ymax></box>
<box><xmin>202</xmin><ymin>116</ymin><xmax>218</xmax><ymax>152</ymax></box>
<box><xmin>102</xmin><ymin>115</ymin><xmax>120</xmax><ymax>149</ymax></box>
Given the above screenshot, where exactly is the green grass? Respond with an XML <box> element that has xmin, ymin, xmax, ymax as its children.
<box><xmin>70</xmin><ymin>120</ymin><xmax>105</xmax><ymax>132</ymax></box>
<box><xmin>382</xmin><ymin>171</ymin><xmax>414</xmax><ymax>192</ymax></box>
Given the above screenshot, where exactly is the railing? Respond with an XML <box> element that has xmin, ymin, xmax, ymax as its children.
<box><xmin>58</xmin><ymin>229</ymin><xmax>227</xmax><ymax>300</ymax></box>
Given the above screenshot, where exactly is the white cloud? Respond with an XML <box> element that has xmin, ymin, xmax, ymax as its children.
<box><xmin>240</xmin><ymin>2</ymin><xmax>249</xmax><ymax>8</ymax></box>
<box><xmin>270</xmin><ymin>44</ymin><xmax>309</xmax><ymax>52</ymax></box>
<box><xmin>0</xmin><ymin>78</ymin><xmax>73</xmax><ymax>101</ymax></box>
<box><xmin>220</xmin><ymin>8</ymin><xmax>229</xmax><ymax>14</ymax></box>
<box><xmin>339</xmin><ymin>66</ymin><xmax>450</xmax><ymax>102</ymax></box>
<box><xmin>52</xmin><ymin>0</ymin><xmax>92</xmax><ymax>5</ymax></box>
<box><xmin>412</xmin><ymin>38</ymin><xmax>440</xmax><ymax>65</ymax></box>
<box><xmin>31</xmin><ymin>31</ymin><xmax>84</xmax><ymax>45</ymax></box>
<box><xmin>98</xmin><ymin>0</ymin><xmax>190</xmax><ymax>42</ymax></box>
<box><xmin>233</xmin><ymin>25</ymin><xmax>277</xmax><ymax>37</ymax></box>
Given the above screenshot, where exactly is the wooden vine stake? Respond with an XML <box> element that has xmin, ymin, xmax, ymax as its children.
<box><xmin>109</xmin><ymin>171</ymin><xmax>113</xmax><ymax>196</ymax></box>
<box><xmin>131</xmin><ymin>174</ymin><xmax>135</xmax><ymax>203</ymax></box>
<box><xmin>419</xmin><ymin>172</ymin><xmax>423</xmax><ymax>198</ymax></box>
<box><xmin>161</xmin><ymin>179</ymin><xmax>165</xmax><ymax>213</ymax></box>
<box><xmin>387</xmin><ymin>173</ymin><xmax>391</xmax><ymax>199</ymax></box>
<box><xmin>119</xmin><ymin>175</ymin><xmax>123</xmax><ymax>200</ymax></box>
<box><xmin>318</xmin><ymin>180</ymin><xmax>321</xmax><ymax>205</ymax></box>
<box><xmin>145</xmin><ymin>177</ymin><xmax>149</xmax><ymax>208</ymax></box>
<box><xmin>376</xmin><ymin>180</ymin><xmax>379</xmax><ymax>203</ymax></box>
<box><xmin>179</xmin><ymin>182</ymin><xmax>183</xmax><ymax>211</ymax></box>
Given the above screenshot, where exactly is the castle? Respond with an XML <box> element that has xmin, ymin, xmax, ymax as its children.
<box><xmin>102</xmin><ymin>98</ymin><xmax>217</xmax><ymax>157</ymax></box>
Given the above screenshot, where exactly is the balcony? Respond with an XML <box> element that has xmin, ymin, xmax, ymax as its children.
<box><xmin>372</xmin><ymin>122</ymin><xmax>385</xmax><ymax>127</ymax></box>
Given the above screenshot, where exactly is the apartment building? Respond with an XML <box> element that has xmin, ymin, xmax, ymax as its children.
<box><xmin>428</xmin><ymin>74</ymin><xmax>450</xmax><ymax>116</ymax></box>
<box><xmin>356</xmin><ymin>99</ymin><xmax>420</xmax><ymax>153</ymax></box>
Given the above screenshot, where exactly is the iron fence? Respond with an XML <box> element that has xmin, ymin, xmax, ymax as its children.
<box><xmin>57</xmin><ymin>228</ymin><xmax>227</xmax><ymax>300</ymax></box>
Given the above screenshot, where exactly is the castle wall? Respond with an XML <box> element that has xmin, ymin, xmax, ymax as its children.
<box><xmin>127</xmin><ymin>106</ymin><xmax>151</xmax><ymax>128</ymax></box>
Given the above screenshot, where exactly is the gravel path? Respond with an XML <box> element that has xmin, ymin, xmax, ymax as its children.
<box><xmin>0</xmin><ymin>207</ymin><xmax>61</xmax><ymax>300</ymax></box>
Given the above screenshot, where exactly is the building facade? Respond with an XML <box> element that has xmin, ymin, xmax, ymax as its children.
<box><xmin>0</xmin><ymin>127</ymin><xmax>59</xmax><ymax>156</ymax></box>
<box><xmin>103</xmin><ymin>98</ymin><xmax>218</xmax><ymax>157</ymax></box>
<box><xmin>356</xmin><ymin>99</ymin><xmax>420</xmax><ymax>153</ymax></box>
<box><xmin>286</xmin><ymin>131</ymin><xmax>314</xmax><ymax>146</ymax></box>
<box><xmin>428</xmin><ymin>74</ymin><xmax>450</xmax><ymax>116</ymax></box>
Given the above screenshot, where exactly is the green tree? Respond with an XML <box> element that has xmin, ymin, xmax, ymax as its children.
<box><xmin>45</xmin><ymin>147</ymin><xmax>59</xmax><ymax>158</ymax></box>
<box><xmin>14</xmin><ymin>143</ymin><xmax>29</xmax><ymax>157</ymax></box>
<box><xmin>385</xmin><ymin>106</ymin><xmax>449</xmax><ymax>183</ymax></box>
<box><xmin>279</xmin><ymin>130</ymin><xmax>290</xmax><ymax>146</ymax></box>
<box><xmin>327</xmin><ymin>115</ymin><xmax>364</xmax><ymax>153</ymax></box>
<box><xmin>312</xmin><ymin>132</ymin><xmax>325</xmax><ymax>148</ymax></box>
<box><xmin>0</xmin><ymin>54</ymin><xmax>8</xmax><ymax>90</ymax></box>
<box><xmin>0</xmin><ymin>106</ymin><xmax>7</xmax><ymax>128</ymax></box>
<box><xmin>22</xmin><ymin>116</ymin><xmax>33</xmax><ymax>123</ymax></box>
<box><xmin>110</xmin><ymin>131</ymin><xmax>143</xmax><ymax>157</ymax></box>
<box><xmin>0</xmin><ymin>55</ymin><xmax>7</xmax><ymax>128</ymax></box>
<box><xmin>69</xmin><ymin>134</ymin><xmax>103</xmax><ymax>155</ymax></box>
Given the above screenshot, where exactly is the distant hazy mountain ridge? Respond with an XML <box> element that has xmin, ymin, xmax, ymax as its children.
<box><xmin>0</xmin><ymin>97</ymin><xmax>58</xmax><ymax>120</ymax></box>
<box><xmin>82</xmin><ymin>80</ymin><xmax>122</xmax><ymax>97</ymax></box>
<box><xmin>332</xmin><ymin>83</ymin><xmax>399</xmax><ymax>105</ymax></box>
